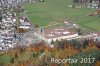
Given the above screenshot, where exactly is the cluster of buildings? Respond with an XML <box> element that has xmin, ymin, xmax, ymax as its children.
<box><xmin>35</xmin><ymin>20</ymin><xmax>100</xmax><ymax>44</ymax></box>
<box><xmin>0</xmin><ymin>10</ymin><xmax>33</xmax><ymax>51</ymax></box>
<box><xmin>0</xmin><ymin>0</ymin><xmax>44</xmax><ymax>7</ymax></box>
<box><xmin>35</xmin><ymin>26</ymin><xmax>78</xmax><ymax>43</ymax></box>
<box><xmin>19</xmin><ymin>17</ymin><xmax>32</xmax><ymax>30</ymax></box>
<box><xmin>0</xmin><ymin>12</ymin><xmax>17</xmax><ymax>51</ymax></box>
<box><xmin>73</xmin><ymin>0</ymin><xmax>100</xmax><ymax>9</ymax></box>
<box><xmin>86</xmin><ymin>0</ymin><xmax>100</xmax><ymax>8</ymax></box>
<box><xmin>0</xmin><ymin>0</ymin><xmax>35</xmax><ymax>51</ymax></box>
<box><xmin>0</xmin><ymin>0</ymin><xmax>99</xmax><ymax>51</ymax></box>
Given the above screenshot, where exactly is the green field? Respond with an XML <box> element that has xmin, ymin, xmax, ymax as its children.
<box><xmin>22</xmin><ymin>0</ymin><xmax>100</xmax><ymax>31</ymax></box>
<box><xmin>0</xmin><ymin>52</ymin><xmax>31</xmax><ymax>65</ymax></box>
<box><xmin>0</xmin><ymin>55</ymin><xmax>10</xmax><ymax>64</ymax></box>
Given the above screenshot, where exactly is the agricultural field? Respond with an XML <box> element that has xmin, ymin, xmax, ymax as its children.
<box><xmin>23</xmin><ymin>0</ymin><xmax>100</xmax><ymax>31</ymax></box>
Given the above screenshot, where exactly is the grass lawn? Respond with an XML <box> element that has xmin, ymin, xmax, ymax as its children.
<box><xmin>0</xmin><ymin>52</ymin><xmax>31</xmax><ymax>65</ymax></box>
<box><xmin>84</xmin><ymin>21</ymin><xmax>100</xmax><ymax>31</ymax></box>
<box><xmin>0</xmin><ymin>54</ymin><xmax>10</xmax><ymax>64</ymax></box>
<box><xmin>22</xmin><ymin>0</ymin><xmax>100</xmax><ymax>31</ymax></box>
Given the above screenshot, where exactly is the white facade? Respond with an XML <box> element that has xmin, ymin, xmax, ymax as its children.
<box><xmin>34</xmin><ymin>32</ymin><xmax>78</xmax><ymax>43</ymax></box>
<box><xmin>19</xmin><ymin>26</ymin><xmax>30</xmax><ymax>29</ymax></box>
<box><xmin>46</xmin><ymin>34</ymin><xmax>78</xmax><ymax>43</ymax></box>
